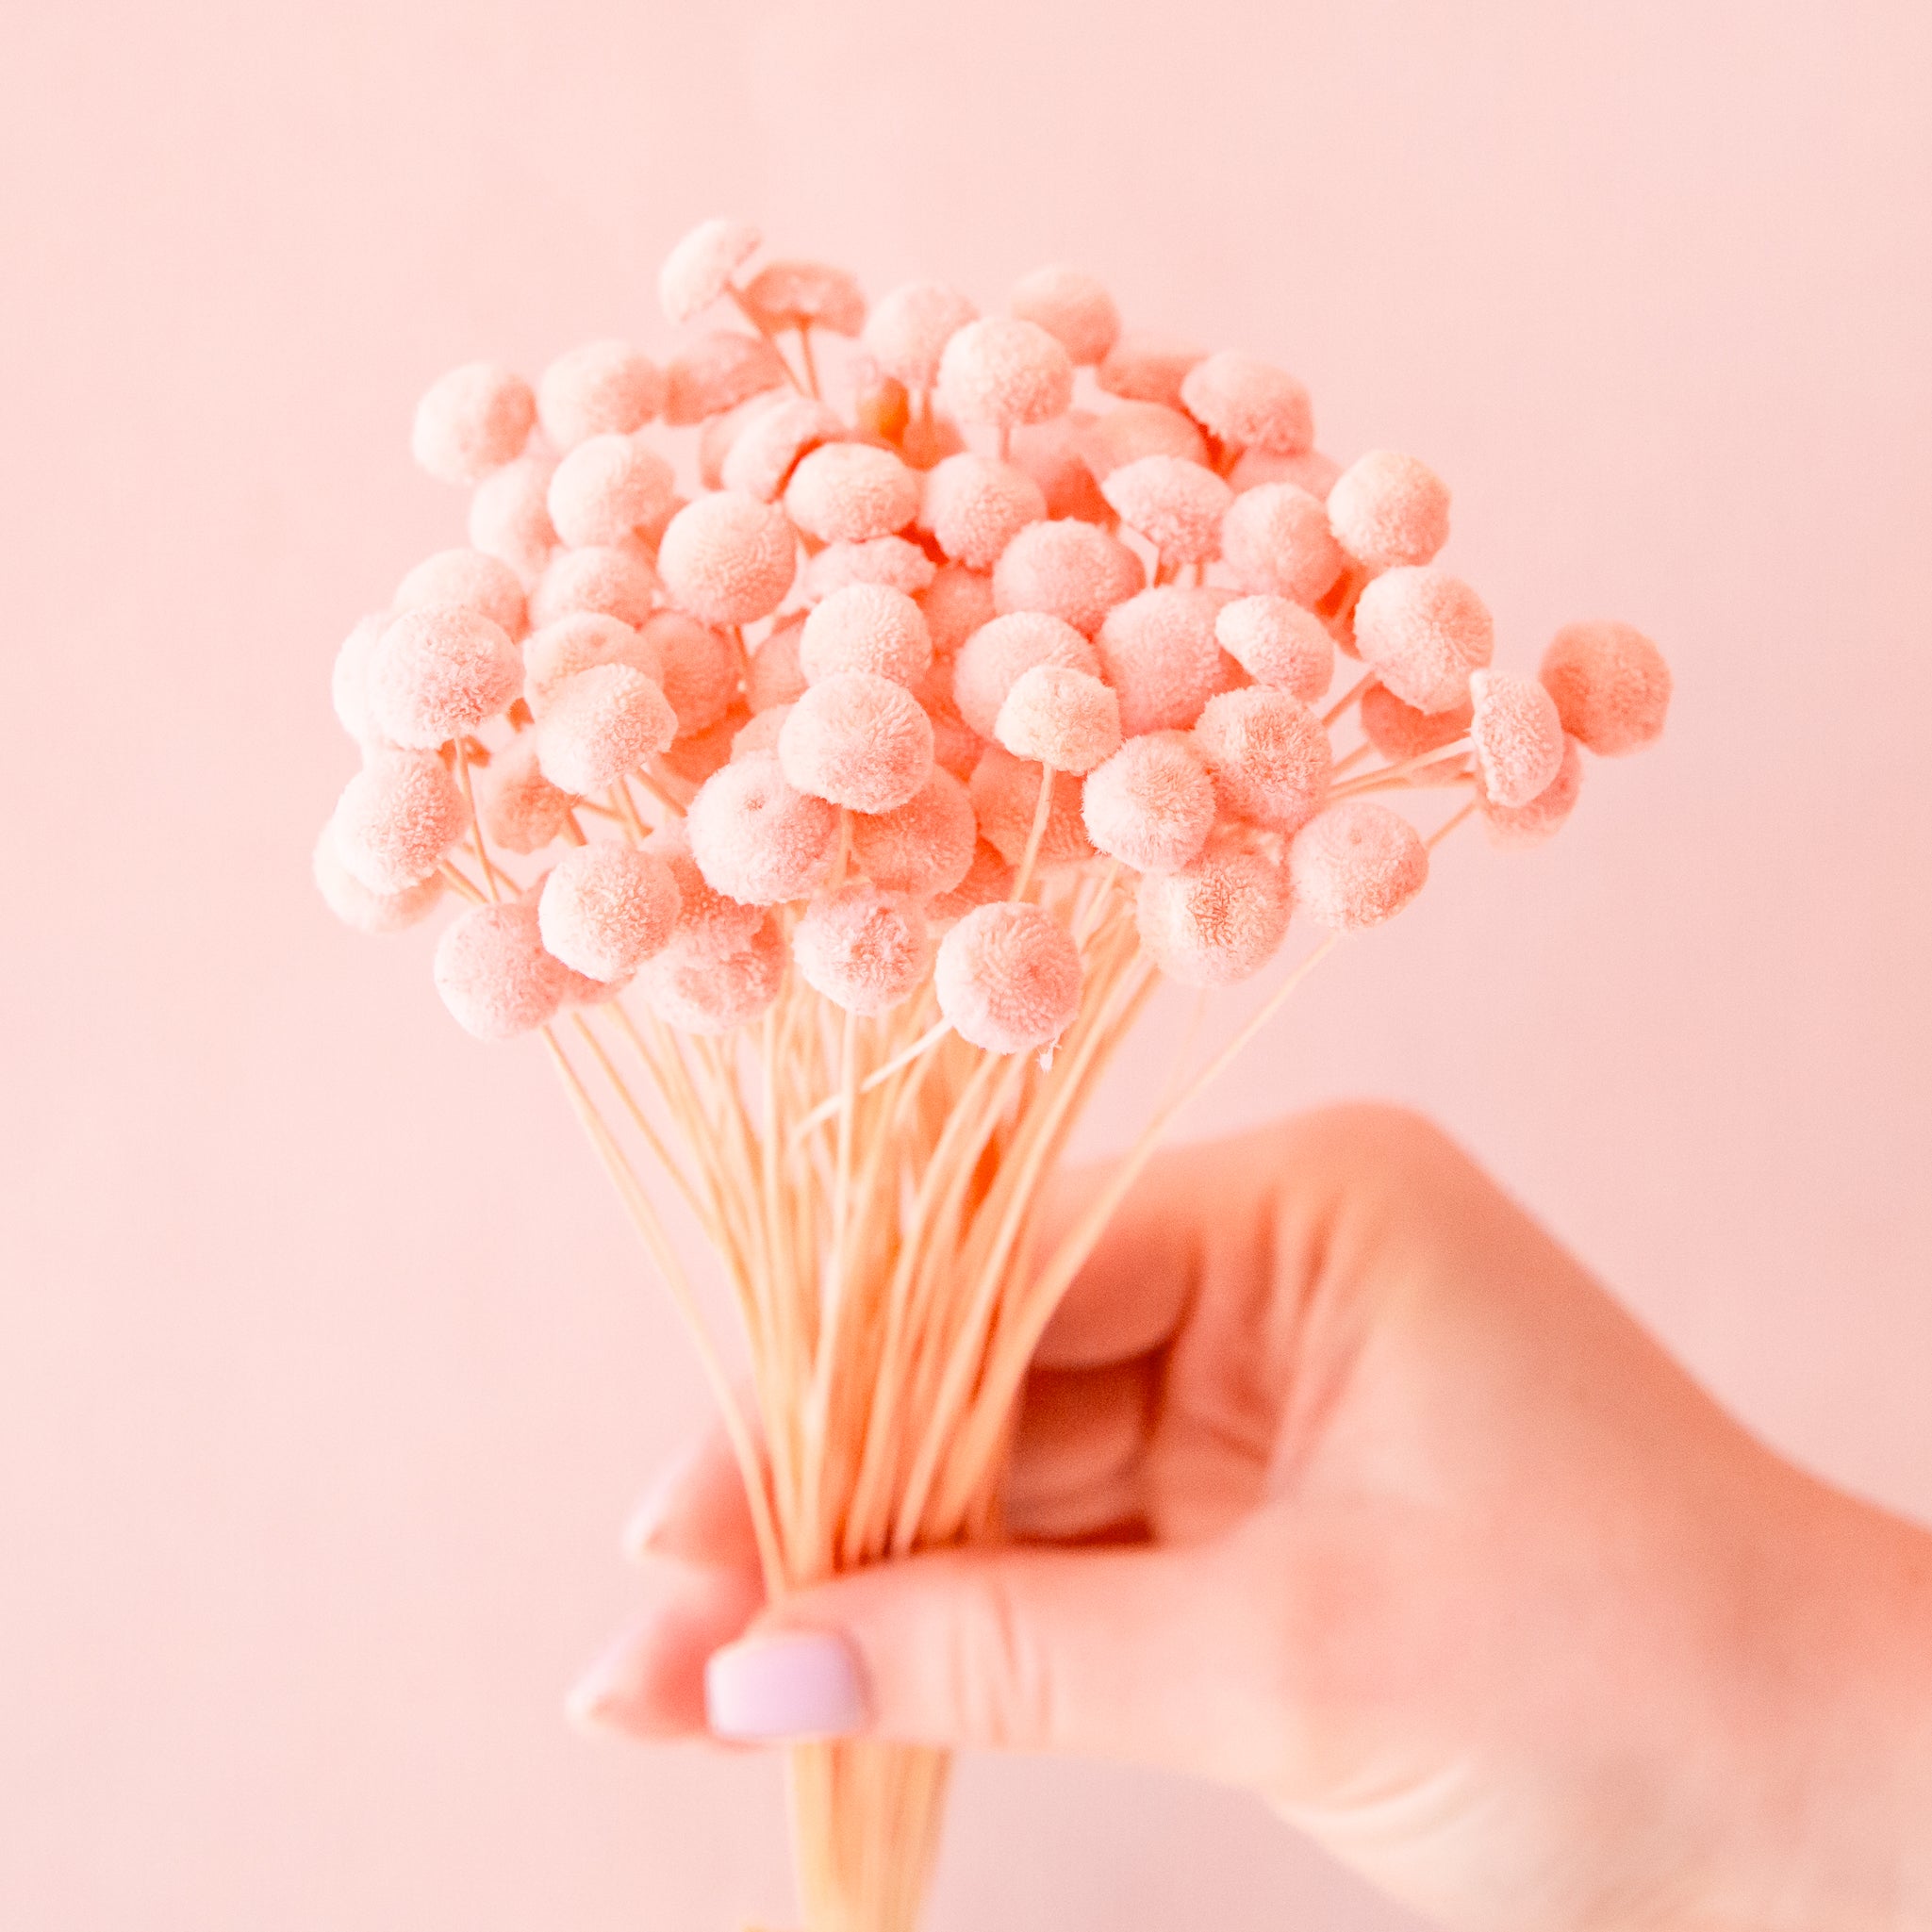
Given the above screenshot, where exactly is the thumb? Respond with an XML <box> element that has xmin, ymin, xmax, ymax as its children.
<box><xmin>703</xmin><ymin>1528</ymin><xmax>1292</xmax><ymax>1789</ymax></box>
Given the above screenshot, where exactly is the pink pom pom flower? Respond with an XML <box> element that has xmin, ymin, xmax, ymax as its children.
<box><xmin>1288</xmin><ymin>801</ymin><xmax>1428</xmax><ymax>930</ymax></box>
<box><xmin>1479</xmin><ymin>734</ymin><xmax>1585</xmax><ymax>848</ymax></box>
<box><xmin>792</xmin><ymin>884</ymin><xmax>932</xmax><ymax>1016</ymax></box>
<box><xmin>720</xmin><ymin>395</ymin><xmax>847</xmax><ymax>502</ymax></box>
<box><xmin>641</xmin><ymin>916</ymin><xmax>786</xmax><ymax>1034</ymax></box>
<box><xmin>919</xmin><ymin>564</ymin><xmax>998</xmax><ymax>656</ymax></box>
<box><xmin>1094</xmin><ymin>586</ymin><xmax>1230</xmax><ymax>736</ymax></box>
<box><xmin>686</xmin><ymin>752</ymin><xmax>840</xmax><ymax>905</ymax></box>
<box><xmin>849</xmin><ymin>768</ymin><xmax>978</xmax><ymax>899</ymax></box>
<box><xmin>1352</xmin><ymin>568</ymin><xmax>1494</xmax><ymax>715</ymax></box>
<box><xmin>1468</xmin><ymin>669</ymin><xmax>1564</xmax><ymax>809</ymax></box>
<box><xmin>649</xmin><ymin>824</ymin><xmax>764</xmax><ymax>957</ymax></box>
<box><xmin>780</xmin><ymin>671</ymin><xmax>934</xmax><ymax>814</ymax></box>
<box><xmin>642</xmin><ymin>610</ymin><xmax>742</xmax><ymax>738</ymax></box>
<box><xmin>934</xmin><ymin>901</ymin><xmax>1082</xmax><ymax>1054</ymax></box>
<box><xmin>659</xmin><ymin>218</ymin><xmax>761</xmax><ymax>324</ymax></box>
<box><xmin>1539</xmin><ymin>620</ymin><xmax>1672</xmax><ymax>757</ymax></box>
<box><xmin>535</xmin><ymin>664</ymin><xmax>678</xmax><ymax>796</ymax></box>
<box><xmin>537</xmin><ymin>341</ymin><xmax>665</xmax><ymax>448</ymax></box>
<box><xmin>314</xmin><ymin>818</ymin><xmax>444</xmax><ymax>934</ymax></box>
<box><xmin>1101</xmin><ymin>454</ymin><xmax>1233</xmax><ymax>565</ymax></box>
<box><xmin>547</xmin><ymin>436</ymin><xmax>677</xmax><ymax>550</ymax></box>
<box><xmin>746</xmin><ymin>617</ymin><xmax>808</xmax><ymax>713</ymax></box>
<box><xmin>411</xmin><ymin>362</ymin><xmax>535</xmax><ymax>485</ymax></box>
<box><xmin>1136</xmin><ymin>845</ymin><xmax>1291</xmax><ymax>986</ymax></box>
<box><xmin>434</xmin><ymin>898</ymin><xmax>569</xmax><ymax>1041</ymax></box>
<box><xmin>784</xmin><ymin>442</ymin><xmax>920</xmax><ymax>544</ymax></box>
<box><xmin>1360</xmin><ymin>684</ymin><xmax>1473</xmax><ymax>780</ymax></box>
<box><xmin>995</xmin><ymin>665</ymin><xmax>1121</xmax><ymax>775</ymax></box>
<box><xmin>1215</xmin><ymin>595</ymin><xmax>1333</xmax><ymax>702</ymax></box>
<box><xmin>1097</xmin><ymin>335</ymin><xmax>1205</xmax><ymax>409</ymax></box>
<box><xmin>968</xmin><ymin>747</ymin><xmax>1093</xmax><ymax>867</ymax></box>
<box><xmin>1008</xmin><ymin>266</ymin><xmax>1121</xmax><ymax>367</ymax></box>
<box><xmin>1219</xmin><ymin>483</ymin><xmax>1345</xmax><ymax>606</ymax></box>
<box><xmin>800</xmin><ymin>583</ymin><xmax>933</xmax><ymax>687</ymax></box>
<box><xmin>1326</xmin><ymin>451</ymin><xmax>1451</xmax><ymax>570</ymax></box>
<box><xmin>529</xmin><ymin>545</ymin><xmax>660</xmax><ymax>630</ymax></box>
<box><xmin>394</xmin><ymin>549</ymin><xmax>527</xmax><ymax>639</ymax></box>
<box><xmin>744</xmin><ymin>259</ymin><xmax>867</xmax><ymax>338</ymax></box>
<box><xmin>482</xmin><ymin>741</ymin><xmax>575</xmax><ymax>853</ymax></box>
<box><xmin>664</xmin><ymin>331</ymin><xmax>792</xmax><ymax>427</ymax></box>
<box><xmin>951</xmin><ymin>610</ymin><xmax>1099</xmax><ymax>737</ymax></box>
<box><xmin>538</xmin><ymin>842</ymin><xmax>680</xmax><ymax>981</ymax></box>
<box><xmin>937</xmin><ymin>318</ymin><xmax>1075</xmax><ymax>430</ymax></box>
<box><xmin>468</xmin><ymin>453</ymin><xmax>559</xmax><ymax>586</ymax></box>
<box><xmin>863</xmin><ymin>282</ymin><xmax>979</xmax><ymax>392</ymax></box>
<box><xmin>1076</xmin><ymin>402</ymin><xmax>1208</xmax><ymax>484</ymax></box>
<box><xmin>992</xmin><ymin>520</ymin><xmax>1145</xmax><ymax>636</ymax></box>
<box><xmin>919</xmin><ymin>454</ymin><xmax>1047</xmax><ymax>570</ymax></box>
<box><xmin>1082</xmin><ymin>731</ymin><xmax>1217</xmax><ymax>874</ymax></box>
<box><xmin>1192</xmin><ymin>687</ymin><xmax>1332</xmax><ymax>833</ymax></box>
<box><xmin>802</xmin><ymin>536</ymin><xmax>937</xmax><ymax>603</ymax></box>
<box><xmin>1180</xmin><ymin>352</ymin><xmax>1313</xmax><ymax>454</ymax></box>
<box><xmin>523</xmin><ymin>612</ymin><xmax>661</xmax><ymax>717</ymax></box>
<box><xmin>656</xmin><ymin>492</ymin><xmax>796</xmax><ymax>626</ymax></box>
<box><xmin>368</xmin><ymin>605</ymin><xmax>521</xmax><ymax>749</ymax></box>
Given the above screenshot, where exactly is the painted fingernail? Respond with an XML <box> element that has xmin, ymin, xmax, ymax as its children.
<box><xmin>703</xmin><ymin>1630</ymin><xmax>867</xmax><ymax>1742</ymax></box>
<box><xmin>621</xmin><ymin>1440</ymin><xmax>702</xmax><ymax>1560</ymax></box>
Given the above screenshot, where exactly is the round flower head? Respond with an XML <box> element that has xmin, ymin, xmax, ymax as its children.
<box><xmin>1216</xmin><ymin>595</ymin><xmax>1333</xmax><ymax>702</ymax></box>
<box><xmin>1480</xmin><ymin>734</ymin><xmax>1584</xmax><ymax>848</ymax></box>
<box><xmin>929</xmin><ymin>840</ymin><xmax>1016</xmax><ymax>924</ymax></box>
<box><xmin>1077</xmin><ymin>403</ymin><xmax>1209</xmax><ymax>483</ymax></box>
<box><xmin>1097</xmin><ymin>334</ymin><xmax>1206</xmax><ymax>409</ymax></box>
<box><xmin>996</xmin><ymin>665</ymin><xmax>1121</xmax><ymax>774</ymax></box>
<box><xmin>992</xmin><ymin>520</ymin><xmax>1145</xmax><ymax>636</ymax></box>
<box><xmin>746</xmin><ymin>617</ymin><xmax>808</xmax><ymax>713</ymax></box>
<box><xmin>394</xmin><ymin>549</ymin><xmax>527</xmax><ymax>639</ymax></box>
<box><xmin>732</xmin><ymin>706</ymin><xmax>789</xmax><ymax>761</ymax></box>
<box><xmin>1539</xmin><ymin>620</ymin><xmax>1671</xmax><ymax>757</ymax></box>
<box><xmin>1288</xmin><ymin>801</ymin><xmax>1428</xmax><ymax>930</ymax></box>
<box><xmin>664</xmin><ymin>331</ymin><xmax>791</xmax><ymax>427</ymax></box>
<box><xmin>802</xmin><ymin>536</ymin><xmax>936</xmax><ymax>603</ymax></box>
<box><xmin>744</xmin><ymin>259</ymin><xmax>867</xmax><ymax>337</ymax></box>
<box><xmin>538</xmin><ymin>842</ymin><xmax>680</xmax><ymax>981</ymax></box>
<box><xmin>969</xmin><ymin>746</ymin><xmax>1094</xmax><ymax>867</ymax></box>
<box><xmin>659</xmin><ymin>703</ymin><xmax>746</xmax><ymax>789</ymax></box>
<box><xmin>546</xmin><ymin>436</ymin><xmax>677</xmax><ymax>550</ymax></box>
<box><xmin>850</xmin><ymin>768</ymin><xmax>977</xmax><ymax>899</ymax></box>
<box><xmin>537</xmin><ymin>340</ymin><xmax>665</xmax><ymax>449</ymax></box>
<box><xmin>648</xmin><ymin>823</ymin><xmax>764</xmax><ymax>957</ymax></box>
<box><xmin>780</xmin><ymin>671</ymin><xmax>933</xmax><ymax>814</ymax></box>
<box><xmin>529</xmin><ymin>544</ymin><xmax>660</xmax><ymax>630</ymax></box>
<box><xmin>935</xmin><ymin>901</ymin><xmax>1082</xmax><ymax>1054</ymax></box>
<box><xmin>1220</xmin><ymin>483</ymin><xmax>1345</xmax><ymax>605</ymax></box>
<box><xmin>523</xmin><ymin>612</ymin><xmax>662</xmax><ymax>717</ymax></box>
<box><xmin>919</xmin><ymin>454</ymin><xmax>1048</xmax><ymax>570</ymax></box>
<box><xmin>468</xmin><ymin>453</ymin><xmax>559</xmax><ymax>586</ymax></box>
<box><xmin>434</xmin><ymin>898</ymin><xmax>569</xmax><ymax>1041</ymax></box>
<box><xmin>863</xmin><ymin>281</ymin><xmax>978</xmax><ymax>391</ymax></box>
<box><xmin>640</xmin><ymin>916</ymin><xmax>784</xmax><ymax>1035</ymax></box>
<box><xmin>411</xmin><ymin>362</ymin><xmax>535</xmax><ymax>485</ymax></box>
<box><xmin>1008</xmin><ymin>413</ymin><xmax>1111</xmax><ymax>521</ymax></box>
<box><xmin>1360</xmin><ymin>684</ymin><xmax>1474</xmax><ymax>770</ymax></box>
<box><xmin>1094</xmin><ymin>586</ymin><xmax>1230</xmax><ymax>736</ymax></box>
<box><xmin>314</xmin><ymin>817</ymin><xmax>444</xmax><ymax>934</ymax></box>
<box><xmin>792</xmin><ymin>883</ymin><xmax>932</xmax><ymax>1016</ymax></box>
<box><xmin>919</xmin><ymin>564</ymin><xmax>997</xmax><ymax>655</ymax></box>
<box><xmin>1101</xmin><ymin>455</ymin><xmax>1233</xmax><ymax>564</ymax></box>
<box><xmin>784</xmin><ymin>442</ymin><xmax>920</xmax><ymax>544</ymax></box>
<box><xmin>685</xmin><ymin>752</ymin><xmax>840</xmax><ymax>904</ymax></box>
<box><xmin>535</xmin><ymin>664</ymin><xmax>677</xmax><ymax>796</ymax></box>
<box><xmin>332</xmin><ymin>613</ymin><xmax>389</xmax><ymax>746</ymax></box>
<box><xmin>1008</xmin><ymin>266</ymin><xmax>1121</xmax><ymax>366</ymax></box>
<box><xmin>699</xmin><ymin>391</ymin><xmax>784</xmax><ymax>492</ymax></box>
<box><xmin>659</xmin><ymin>217</ymin><xmax>761</xmax><ymax>323</ymax></box>
<box><xmin>1468</xmin><ymin>669</ymin><xmax>1564</xmax><ymax>809</ymax></box>
<box><xmin>801</xmin><ymin>583</ymin><xmax>933</xmax><ymax>687</ymax></box>
<box><xmin>938</xmin><ymin>317</ymin><xmax>1075</xmax><ymax>430</ymax></box>
<box><xmin>1136</xmin><ymin>846</ymin><xmax>1290</xmax><ymax>986</ymax></box>
<box><xmin>1228</xmin><ymin>446</ymin><xmax>1343</xmax><ymax>499</ymax></box>
<box><xmin>1353</xmin><ymin>568</ymin><xmax>1494</xmax><ymax>714</ymax></box>
<box><xmin>368</xmin><ymin>605</ymin><xmax>520</xmax><ymax>749</ymax></box>
<box><xmin>657</xmin><ymin>492</ymin><xmax>796</xmax><ymax>626</ymax></box>
<box><xmin>720</xmin><ymin>395</ymin><xmax>846</xmax><ymax>501</ymax></box>
<box><xmin>482</xmin><ymin>742</ymin><xmax>574</xmax><ymax>854</ymax></box>
<box><xmin>1180</xmin><ymin>353</ymin><xmax>1313</xmax><ymax>454</ymax></box>
<box><xmin>1327</xmin><ymin>451</ymin><xmax>1451</xmax><ymax>570</ymax></box>
<box><xmin>951</xmin><ymin>610</ymin><xmax>1099</xmax><ymax>737</ymax></box>
<box><xmin>1193</xmin><ymin>687</ymin><xmax>1332</xmax><ymax>833</ymax></box>
<box><xmin>640</xmin><ymin>610</ymin><xmax>741</xmax><ymax>737</ymax></box>
<box><xmin>1082</xmin><ymin>731</ymin><xmax>1216</xmax><ymax>873</ymax></box>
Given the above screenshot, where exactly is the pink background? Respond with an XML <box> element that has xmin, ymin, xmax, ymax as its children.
<box><xmin>5</xmin><ymin>4</ymin><xmax>1929</xmax><ymax>1927</ymax></box>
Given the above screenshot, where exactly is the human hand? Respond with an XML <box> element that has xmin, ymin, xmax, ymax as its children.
<box><xmin>569</xmin><ymin>1105</ymin><xmax>1932</xmax><ymax>1932</ymax></box>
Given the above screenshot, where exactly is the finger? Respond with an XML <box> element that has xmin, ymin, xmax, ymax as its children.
<box><xmin>623</xmin><ymin>1412</ymin><xmax>765</xmax><ymax>1575</ymax></box>
<box><xmin>702</xmin><ymin>1526</ymin><xmax>1292</xmax><ymax>1788</ymax></box>
<box><xmin>1004</xmin><ymin>1358</ymin><xmax>1153</xmax><ymax>1540</ymax></box>
<box><xmin>568</xmin><ymin>1555</ymin><xmax>764</xmax><ymax>1741</ymax></box>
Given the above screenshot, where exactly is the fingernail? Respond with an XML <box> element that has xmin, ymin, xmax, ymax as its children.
<box><xmin>565</xmin><ymin>1635</ymin><xmax>639</xmax><ymax>1735</ymax></box>
<box><xmin>621</xmin><ymin>1441</ymin><xmax>702</xmax><ymax>1560</ymax></box>
<box><xmin>704</xmin><ymin>1630</ymin><xmax>867</xmax><ymax>1742</ymax></box>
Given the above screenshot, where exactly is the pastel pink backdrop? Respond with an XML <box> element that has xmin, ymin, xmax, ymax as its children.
<box><xmin>4</xmin><ymin>4</ymin><xmax>1928</xmax><ymax>1928</ymax></box>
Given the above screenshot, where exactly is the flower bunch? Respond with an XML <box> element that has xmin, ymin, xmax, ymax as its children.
<box><xmin>315</xmin><ymin>218</ymin><xmax>1669</xmax><ymax>1932</ymax></box>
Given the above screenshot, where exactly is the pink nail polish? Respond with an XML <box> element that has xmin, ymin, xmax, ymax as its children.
<box><xmin>704</xmin><ymin>1630</ymin><xmax>867</xmax><ymax>1742</ymax></box>
<box><xmin>565</xmin><ymin>1637</ymin><xmax>638</xmax><ymax>1733</ymax></box>
<box><xmin>621</xmin><ymin>1440</ymin><xmax>702</xmax><ymax>1559</ymax></box>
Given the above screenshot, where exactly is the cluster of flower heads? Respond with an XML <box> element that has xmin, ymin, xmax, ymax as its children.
<box><xmin>318</xmin><ymin>218</ymin><xmax>1671</xmax><ymax>1054</ymax></box>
